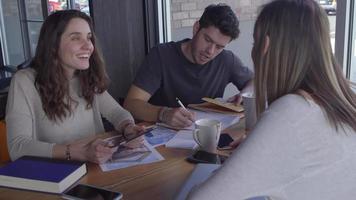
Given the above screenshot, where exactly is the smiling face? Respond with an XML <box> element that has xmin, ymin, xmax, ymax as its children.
<box><xmin>58</xmin><ymin>17</ymin><xmax>93</xmax><ymax>77</ymax></box>
<box><xmin>190</xmin><ymin>24</ymin><xmax>231</xmax><ymax>65</ymax></box>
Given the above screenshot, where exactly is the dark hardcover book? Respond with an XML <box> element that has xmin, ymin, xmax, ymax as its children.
<box><xmin>0</xmin><ymin>156</ymin><xmax>87</xmax><ymax>193</ymax></box>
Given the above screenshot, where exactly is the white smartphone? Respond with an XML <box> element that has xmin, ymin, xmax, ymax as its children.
<box><xmin>62</xmin><ymin>184</ymin><xmax>123</xmax><ymax>200</ymax></box>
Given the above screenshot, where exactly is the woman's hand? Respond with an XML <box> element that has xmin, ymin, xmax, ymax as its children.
<box><xmin>123</xmin><ymin>123</ymin><xmax>145</xmax><ymax>140</ymax></box>
<box><xmin>69</xmin><ymin>137</ymin><xmax>118</xmax><ymax>164</ymax></box>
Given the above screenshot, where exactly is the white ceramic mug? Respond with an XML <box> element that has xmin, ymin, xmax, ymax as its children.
<box><xmin>193</xmin><ymin>119</ymin><xmax>221</xmax><ymax>153</ymax></box>
<box><xmin>242</xmin><ymin>93</ymin><xmax>257</xmax><ymax>131</ymax></box>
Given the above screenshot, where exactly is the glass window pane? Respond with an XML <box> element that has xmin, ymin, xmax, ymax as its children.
<box><xmin>317</xmin><ymin>0</ymin><xmax>337</xmax><ymax>52</ymax></box>
<box><xmin>27</xmin><ymin>22</ymin><xmax>43</xmax><ymax>57</ymax></box>
<box><xmin>74</xmin><ymin>0</ymin><xmax>90</xmax><ymax>15</ymax></box>
<box><xmin>25</xmin><ymin>0</ymin><xmax>43</xmax><ymax>21</ymax></box>
<box><xmin>48</xmin><ymin>0</ymin><xmax>68</xmax><ymax>14</ymax></box>
<box><xmin>349</xmin><ymin>2</ymin><xmax>356</xmax><ymax>82</ymax></box>
<box><xmin>0</xmin><ymin>1</ymin><xmax>25</xmax><ymax>66</ymax></box>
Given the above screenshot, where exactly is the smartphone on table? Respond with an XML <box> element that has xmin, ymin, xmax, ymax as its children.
<box><xmin>217</xmin><ymin>133</ymin><xmax>234</xmax><ymax>150</ymax></box>
<box><xmin>187</xmin><ymin>150</ymin><xmax>228</xmax><ymax>164</ymax></box>
<box><xmin>62</xmin><ymin>184</ymin><xmax>122</xmax><ymax>200</ymax></box>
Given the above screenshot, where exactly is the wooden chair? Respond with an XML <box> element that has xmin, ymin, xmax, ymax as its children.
<box><xmin>0</xmin><ymin>120</ymin><xmax>10</xmax><ymax>163</ymax></box>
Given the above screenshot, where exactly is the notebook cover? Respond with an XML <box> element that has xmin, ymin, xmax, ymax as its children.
<box><xmin>0</xmin><ymin>156</ymin><xmax>84</xmax><ymax>183</ymax></box>
<box><xmin>0</xmin><ymin>156</ymin><xmax>86</xmax><ymax>193</ymax></box>
<box><xmin>202</xmin><ymin>97</ymin><xmax>244</xmax><ymax>112</ymax></box>
<box><xmin>189</xmin><ymin>100</ymin><xmax>244</xmax><ymax>118</ymax></box>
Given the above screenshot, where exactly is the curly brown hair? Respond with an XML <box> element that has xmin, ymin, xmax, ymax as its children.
<box><xmin>31</xmin><ymin>10</ymin><xmax>109</xmax><ymax>122</ymax></box>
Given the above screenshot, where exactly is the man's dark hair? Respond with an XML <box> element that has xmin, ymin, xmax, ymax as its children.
<box><xmin>199</xmin><ymin>3</ymin><xmax>240</xmax><ymax>40</ymax></box>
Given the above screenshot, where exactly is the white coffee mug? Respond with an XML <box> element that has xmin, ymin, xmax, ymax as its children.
<box><xmin>242</xmin><ymin>93</ymin><xmax>257</xmax><ymax>131</ymax></box>
<box><xmin>193</xmin><ymin>119</ymin><xmax>221</xmax><ymax>153</ymax></box>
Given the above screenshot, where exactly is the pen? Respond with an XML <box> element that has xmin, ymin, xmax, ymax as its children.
<box><xmin>176</xmin><ymin>97</ymin><xmax>188</xmax><ymax>111</ymax></box>
<box><xmin>176</xmin><ymin>98</ymin><xmax>195</xmax><ymax>122</ymax></box>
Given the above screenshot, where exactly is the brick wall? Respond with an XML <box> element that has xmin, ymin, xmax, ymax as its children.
<box><xmin>170</xmin><ymin>0</ymin><xmax>272</xmax><ymax>29</ymax></box>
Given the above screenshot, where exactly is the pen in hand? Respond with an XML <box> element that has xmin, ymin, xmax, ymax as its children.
<box><xmin>176</xmin><ymin>97</ymin><xmax>195</xmax><ymax>122</ymax></box>
<box><xmin>176</xmin><ymin>97</ymin><xmax>188</xmax><ymax>111</ymax></box>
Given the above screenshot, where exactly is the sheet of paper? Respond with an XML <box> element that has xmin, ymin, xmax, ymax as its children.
<box><xmin>99</xmin><ymin>141</ymin><xmax>164</xmax><ymax>172</ymax></box>
<box><xmin>157</xmin><ymin>109</ymin><xmax>239</xmax><ymax>131</ymax></box>
<box><xmin>192</xmin><ymin>110</ymin><xmax>240</xmax><ymax>130</ymax></box>
<box><xmin>214</xmin><ymin>97</ymin><xmax>228</xmax><ymax>103</ymax></box>
<box><xmin>144</xmin><ymin>126</ymin><xmax>176</xmax><ymax>147</ymax></box>
<box><xmin>164</xmin><ymin>110</ymin><xmax>239</xmax><ymax>150</ymax></box>
<box><xmin>165</xmin><ymin>130</ymin><xmax>197</xmax><ymax>149</ymax></box>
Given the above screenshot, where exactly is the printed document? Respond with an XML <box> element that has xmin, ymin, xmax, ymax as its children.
<box><xmin>100</xmin><ymin>140</ymin><xmax>164</xmax><ymax>172</ymax></box>
<box><xmin>144</xmin><ymin>126</ymin><xmax>176</xmax><ymax>147</ymax></box>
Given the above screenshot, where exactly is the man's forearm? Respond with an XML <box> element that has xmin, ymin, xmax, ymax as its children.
<box><xmin>124</xmin><ymin>99</ymin><xmax>162</xmax><ymax>122</ymax></box>
<box><xmin>240</xmin><ymin>80</ymin><xmax>254</xmax><ymax>94</ymax></box>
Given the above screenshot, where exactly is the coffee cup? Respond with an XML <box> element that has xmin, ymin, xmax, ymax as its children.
<box><xmin>193</xmin><ymin>119</ymin><xmax>221</xmax><ymax>153</ymax></box>
<box><xmin>242</xmin><ymin>93</ymin><xmax>257</xmax><ymax>131</ymax></box>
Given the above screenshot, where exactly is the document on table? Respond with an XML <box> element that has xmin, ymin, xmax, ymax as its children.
<box><xmin>165</xmin><ymin>130</ymin><xmax>197</xmax><ymax>149</ymax></box>
<box><xmin>99</xmin><ymin>140</ymin><xmax>164</xmax><ymax>172</ymax></box>
<box><xmin>157</xmin><ymin>109</ymin><xmax>239</xmax><ymax>130</ymax></box>
<box><xmin>193</xmin><ymin>109</ymin><xmax>240</xmax><ymax>130</ymax></box>
<box><xmin>144</xmin><ymin>126</ymin><xmax>176</xmax><ymax>147</ymax></box>
<box><xmin>165</xmin><ymin>110</ymin><xmax>240</xmax><ymax>149</ymax></box>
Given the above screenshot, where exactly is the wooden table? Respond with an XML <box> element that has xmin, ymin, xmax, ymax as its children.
<box><xmin>0</xmin><ymin>120</ymin><xmax>245</xmax><ymax>200</ymax></box>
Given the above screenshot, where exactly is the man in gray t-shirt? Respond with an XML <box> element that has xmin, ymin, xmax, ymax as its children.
<box><xmin>124</xmin><ymin>4</ymin><xmax>253</xmax><ymax>128</ymax></box>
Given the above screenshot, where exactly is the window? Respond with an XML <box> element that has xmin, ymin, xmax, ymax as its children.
<box><xmin>0</xmin><ymin>1</ymin><xmax>25</xmax><ymax>66</ymax></box>
<box><xmin>317</xmin><ymin>0</ymin><xmax>338</xmax><ymax>52</ymax></box>
<box><xmin>349</xmin><ymin>1</ymin><xmax>356</xmax><ymax>82</ymax></box>
<box><xmin>47</xmin><ymin>0</ymin><xmax>90</xmax><ymax>15</ymax></box>
<box><xmin>0</xmin><ymin>0</ymin><xmax>90</xmax><ymax>67</ymax></box>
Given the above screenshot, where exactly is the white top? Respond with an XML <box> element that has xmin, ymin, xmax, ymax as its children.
<box><xmin>188</xmin><ymin>94</ymin><xmax>356</xmax><ymax>200</ymax></box>
<box><xmin>6</xmin><ymin>68</ymin><xmax>134</xmax><ymax>161</ymax></box>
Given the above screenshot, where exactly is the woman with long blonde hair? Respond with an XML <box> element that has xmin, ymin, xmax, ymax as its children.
<box><xmin>188</xmin><ymin>0</ymin><xmax>356</xmax><ymax>199</ymax></box>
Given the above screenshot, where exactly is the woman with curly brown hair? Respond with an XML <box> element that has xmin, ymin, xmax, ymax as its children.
<box><xmin>6</xmin><ymin>10</ymin><xmax>144</xmax><ymax>164</ymax></box>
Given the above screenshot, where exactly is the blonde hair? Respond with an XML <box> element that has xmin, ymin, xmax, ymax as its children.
<box><xmin>253</xmin><ymin>0</ymin><xmax>356</xmax><ymax>132</ymax></box>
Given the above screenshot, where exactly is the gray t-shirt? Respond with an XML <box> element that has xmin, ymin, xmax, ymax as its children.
<box><xmin>134</xmin><ymin>39</ymin><xmax>253</xmax><ymax>107</ymax></box>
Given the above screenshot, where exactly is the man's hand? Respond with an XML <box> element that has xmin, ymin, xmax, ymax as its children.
<box><xmin>227</xmin><ymin>80</ymin><xmax>254</xmax><ymax>105</ymax></box>
<box><xmin>162</xmin><ymin>107</ymin><xmax>195</xmax><ymax>128</ymax></box>
<box><xmin>227</xmin><ymin>93</ymin><xmax>243</xmax><ymax>105</ymax></box>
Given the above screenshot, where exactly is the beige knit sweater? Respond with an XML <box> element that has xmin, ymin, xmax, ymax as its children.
<box><xmin>6</xmin><ymin>68</ymin><xmax>134</xmax><ymax>160</ymax></box>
